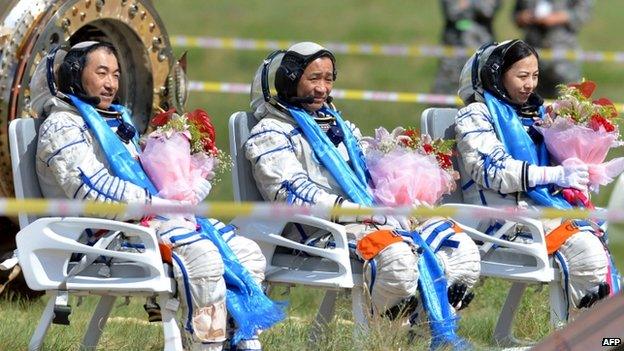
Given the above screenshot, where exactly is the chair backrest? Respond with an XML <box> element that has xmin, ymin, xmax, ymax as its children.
<box><xmin>420</xmin><ymin>107</ymin><xmax>464</xmax><ymax>204</ymax></box>
<box><xmin>228</xmin><ymin>111</ymin><xmax>264</xmax><ymax>202</ymax></box>
<box><xmin>9</xmin><ymin>118</ymin><xmax>44</xmax><ymax>229</ymax></box>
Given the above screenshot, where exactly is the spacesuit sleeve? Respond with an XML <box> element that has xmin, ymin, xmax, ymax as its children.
<box><xmin>37</xmin><ymin>112</ymin><xmax>150</xmax><ymax>220</ymax></box>
<box><xmin>244</xmin><ymin>119</ymin><xmax>343</xmax><ymax>208</ymax></box>
<box><xmin>455</xmin><ymin>103</ymin><xmax>530</xmax><ymax>193</ymax></box>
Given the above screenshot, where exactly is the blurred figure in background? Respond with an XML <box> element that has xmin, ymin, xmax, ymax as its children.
<box><xmin>432</xmin><ymin>0</ymin><xmax>502</xmax><ymax>95</ymax></box>
<box><xmin>514</xmin><ymin>0</ymin><xmax>595</xmax><ymax>98</ymax></box>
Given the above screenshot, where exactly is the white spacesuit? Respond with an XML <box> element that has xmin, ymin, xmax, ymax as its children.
<box><xmin>33</xmin><ymin>42</ymin><xmax>266</xmax><ymax>351</ymax></box>
<box><xmin>455</xmin><ymin>40</ymin><xmax>611</xmax><ymax>312</ymax></box>
<box><xmin>244</xmin><ymin>42</ymin><xmax>480</xmax><ymax>315</ymax></box>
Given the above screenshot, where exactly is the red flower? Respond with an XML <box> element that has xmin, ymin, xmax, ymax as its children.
<box><xmin>187</xmin><ymin>109</ymin><xmax>217</xmax><ymax>153</ymax></box>
<box><xmin>593</xmin><ymin>97</ymin><xmax>618</xmax><ymax>117</ymax></box>
<box><xmin>422</xmin><ymin>144</ymin><xmax>434</xmax><ymax>154</ymax></box>
<box><xmin>151</xmin><ymin>108</ymin><xmax>176</xmax><ymax>127</ymax></box>
<box><xmin>404</xmin><ymin>129</ymin><xmax>418</xmax><ymax>138</ymax></box>
<box><xmin>588</xmin><ymin>114</ymin><xmax>616</xmax><ymax>132</ymax></box>
<box><xmin>568</xmin><ymin>80</ymin><xmax>596</xmax><ymax>99</ymax></box>
<box><xmin>436</xmin><ymin>153</ymin><xmax>453</xmax><ymax>169</ymax></box>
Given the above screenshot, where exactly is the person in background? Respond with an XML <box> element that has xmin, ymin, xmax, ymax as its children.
<box><xmin>514</xmin><ymin>0</ymin><xmax>594</xmax><ymax>98</ymax></box>
<box><xmin>432</xmin><ymin>0</ymin><xmax>502</xmax><ymax>95</ymax></box>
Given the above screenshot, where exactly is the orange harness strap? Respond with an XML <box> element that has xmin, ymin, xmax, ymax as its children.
<box><xmin>546</xmin><ymin>220</ymin><xmax>581</xmax><ymax>255</ymax></box>
<box><xmin>357</xmin><ymin>229</ymin><xmax>403</xmax><ymax>261</ymax></box>
<box><xmin>159</xmin><ymin>242</ymin><xmax>173</xmax><ymax>264</ymax></box>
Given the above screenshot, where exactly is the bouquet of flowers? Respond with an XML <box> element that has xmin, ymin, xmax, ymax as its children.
<box><xmin>361</xmin><ymin>127</ymin><xmax>459</xmax><ymax>206</ymax></box>
<box><xmin>140</xmin><ymin>108</ymin><xmax>226</xmax><ymax>203</ymax></box>
<box><xmin>537</xmin><ymin>80</ymin><xmax>624</xmax><ymax>206</ymax></box>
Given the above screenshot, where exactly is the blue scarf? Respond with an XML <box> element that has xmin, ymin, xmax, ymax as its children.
<box><xmin>484</xmin><ymin>91</ymin><xmax>571</xmax><ymax>209</ymax></box>
<box><xmin>70</xmin><ymin>95</ymin><xmax>284</xmax><ymax>343</ymax></box>
<box><xmin>287</xmin><ymin>105</ymin><xmax>466</xmax><ymax>350</ymax></box>
<box><xmin>288</xmin><ymin>106</ymin><xmax>374</xmax><ymax>205</ymax></box>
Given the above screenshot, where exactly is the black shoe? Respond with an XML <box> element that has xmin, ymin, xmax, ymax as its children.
<box><xmin>144</xmin><ymin>300</ymin><xmax>162</xmax><ymax>322</ymax></box>
<box><xmin>383</xmin><ymin>295</ymin><xmax>419</xmax><ymax>320</ymax></box>
<box><xmin>577</xmin><ymin>282</ymin><xmax>610</xmax><ymax>309</ymax></box>
<box><xmin>447</xmin><ymin>283</ymin><xmax>474</xmax><ymax>310</ymax></box>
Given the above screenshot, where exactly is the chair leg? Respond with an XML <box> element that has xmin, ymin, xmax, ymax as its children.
<box><xmin>548</xmin><ymin>281</ymin><xmax>568</xmax><ymax>329</ymax></box>
<box><xmin>160</xmin><ymin>293</ymin><xmax>183</xmax><ymax>351</ymax></box>
<box><xmin>350</xmin><ymin>286</ymin><xmax>369</xmax><ymax>335</ymax></box>
<box><xmin>309</xmin><ymin>290</ymin><xmax>338</xmax><ymax>343</ymax></box>
<box><xmin>29</xmin><ymin>292</ymin><xmax>56</xmax><ymax>351</ymax></box>
<box><xmin>493</xmin><ymin>282</ymin><xmax>527</xmax><ymax>347</ymax></box>
<box><xmin>350</xmin><ymin>286</ymin><xmax>370</xmax><ymax>351</ymax></box>
<box><xmin>81</xmin><ymin>295</ymin><xmax>116</xmax><ymax>349</ymax></box>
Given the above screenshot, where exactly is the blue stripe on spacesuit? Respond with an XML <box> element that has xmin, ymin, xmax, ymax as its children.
<box><xmin>172</xmin><ymin>252</ymin><xmax>195</xmax><ymax>334</ymax></box>
<box><xmin>45</xmin><ymin>138</ymin><xmax>87</xmax><ymax>166</ymax></box>
<box><xmin>368</xmin><ymin>259</ymin><xmax>377</xmax><ymax>296</ymax></box>
<box><xmin>218</xmin><ymin>225</ymin><xmax>236</xmax><ymax>235</ymax></box>
<box><xmin>159</xmin><ymin>226</ymin><xmax>189</xmax><ymax>237</ymax></box>
<box><xmin>479</xmin><ymin>147</ymin><xmax>508</xmax><ymax>189</ymax></box>
<box><xmin>461</xmin><ymin>179</ymin><xmax>474</xmax><ymax>190</ymax></box>
<box><xmin>247</xmin><ymin>128</ymin><xmax>293</xmax><ymax>141</ymax></box>
<box><xmin>456</xmin><ymin>109</ymin><xmax>492</xmax><ymax>124</ymax></box>
<box><xmin>279</xmin><ymin>173</ymin><xmax>323</xmax><ymax>205</ymax></box>
<box><xmin>421</xmin><ymin>220</ymin><xmax>458</xmax><ymax>252</ymax></box>
<box><xmin>253</xmin><ymin>145</ymin><xmax>292</xmax><ymax>163</ymax></box>
<box><xmin>104</xmin><ymin>177</ymin><xmax>116</xmax><ymax>198</ymax></box>
<box><xmin>478</xmin><ymin>190</ymin><xmax>487</xmax><ymax>205</ymax></box>
<box><xmin>169</xmin><ymin>231</ymin><xmax>203</xmax><ymax>244</ymax></box>
<box><xmin>78</xmin><ymin>169</ymin><xmax>122</xmax><ymax>201</ymax></box>
<box><xmin>554</xmin><ymin>251</ymin><xmax>570</xmax><ymax>320</ymax></box>
<box><xmin>40</xmin><ymin>120</ymin><xmax>84</xmax><ymax>136</ymax></box>
<box><xmin>112</xmin><ymin>177</ymin><xmax>122</xmax><ymax>198</ymax></box>
<box><xmin>460</xmin><ymin>128</ymin><xmax>494</xmax><ymax>138</ymax></box>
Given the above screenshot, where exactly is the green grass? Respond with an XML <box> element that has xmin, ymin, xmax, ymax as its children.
<box><xmin>0</xmin><ymin>278</ymin><xmax>553</xmax><ymax>350</ymax></box>
<box><xmin>3</xmin><ymin>0</ymin><xmax>624</xmax><ymax>349</ymax></box>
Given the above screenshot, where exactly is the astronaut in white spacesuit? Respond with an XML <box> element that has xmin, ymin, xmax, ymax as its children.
<box><xmin>34</xmin><ymin>41</ymin><xmax>267</xmax><ymax>351</ymax></box>
<box><xmin>455</xmin><ymin>39</ymin><xmax>612</xmax><ymax>314</ymax></box>
<box><xmin>244</xmin><ymin>42</ymin><xmax>481</xmax><ymax>318</ymax></box>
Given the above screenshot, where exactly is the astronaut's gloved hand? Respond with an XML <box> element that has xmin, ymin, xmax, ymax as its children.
<box><xmin>193</xmin><ymin>178</ymin><xmax>212</xmax><ymax>204</ymax></box>
<box><xmin>528</xmin><ymin>159</ymin><xmax>589</xmax><ymax>191</ymax></box>
<box><xmin>388</xmin><ymin>215</ymin><xmax>412</xmax><ymax>231</ymax></box>
<box><xmin>447</xmin><ymin>283</ymin><xmax>475</xmax><ymax>310</ymax></box>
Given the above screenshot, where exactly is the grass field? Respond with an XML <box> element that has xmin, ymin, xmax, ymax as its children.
<box><xmin>2</xmin><ymin>1</ymin><xmax>624</xmax><ymax>349</ymax></box>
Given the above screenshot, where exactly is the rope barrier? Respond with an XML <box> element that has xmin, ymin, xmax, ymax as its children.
<box><xmin>1</xmin><ymin>198</ymin><xmax>621</xmax><ymax>222</ymax></box>
<box><xmin>188</xmin><ymin>80</ymin><xmax>624</xmax><ymax>113</ymax></box>
<box><xmin>172</xmin><ymin>35</ymin><xmax>624</xmax><ymax>63</ymax></box>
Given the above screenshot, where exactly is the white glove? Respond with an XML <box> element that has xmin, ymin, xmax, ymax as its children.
<box><xmin>193</xmin><ymin>178</ymin><xmax>212</xmax><ymax>204</ymax></box>
<box><xmin>528</xmin><ymin>161</ymin><xmax>589</xmax><ymax>191</ymax></box>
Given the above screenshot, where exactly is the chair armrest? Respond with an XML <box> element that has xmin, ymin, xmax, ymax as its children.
<box><xmin>16</xmin><ymin>217</ymin><xmax>169</xmax><ymax>292</ymax></box>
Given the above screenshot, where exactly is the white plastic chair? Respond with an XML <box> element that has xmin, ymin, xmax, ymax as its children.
<box><xmin>228</xmin><ymin>111</ymin><xmax>369</xmax><ymax>336</ymax></box>
<box><xmin>421</xmin><ymin>107</ymin><xmax>567</xmax><ymax>345</ymax></box>
<box><xmin>9</xmin><ymin>118</ymin><xmax>183</xmax><ymax>351</ymax></box>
